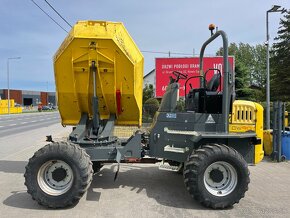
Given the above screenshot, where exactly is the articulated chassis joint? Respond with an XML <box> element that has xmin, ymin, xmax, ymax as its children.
<box><xmin>69</xmin><ymin>113</ymin><xmax>119</xmax><ymax>146</ymax></box>
<box><xmin>68</xmin><ymin>113</ymin><xmax>145</xmax><ymax>164</ymax></box>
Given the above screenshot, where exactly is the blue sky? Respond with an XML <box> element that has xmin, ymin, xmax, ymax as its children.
<box><xmin>0</xmin><ymin>0</ymin><xmax>289</xmax><ymax>92</ymax></box>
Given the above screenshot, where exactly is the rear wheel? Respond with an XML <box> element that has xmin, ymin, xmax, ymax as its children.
<box><xmin>24</xmin><ymin>142</ymin><xmax>93</xmax><ymax>208</ymax></box>
<box><xmin>183</xmin><ymin>143</ymin><xmax>249</xmax><ymax>209</ymax></box>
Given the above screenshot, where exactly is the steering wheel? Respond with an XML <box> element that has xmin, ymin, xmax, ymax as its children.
<box><xmin>173</xmin><ymin>71</ymin><xmax>188</xmax><ymax>82</ymax></box>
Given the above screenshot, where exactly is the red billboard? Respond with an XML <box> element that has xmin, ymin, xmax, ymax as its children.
<box><xmin>155</xmin><ymin>57</ymin><xmax>234</xmax><ymax>97</ymax></box>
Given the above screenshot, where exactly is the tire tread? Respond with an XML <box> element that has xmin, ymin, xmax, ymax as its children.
<box><xmin>24</xmin><ymin>141</ymin><xmax>93</xmax><ymax>208</ymax></box>
<box><xmin>183</xmin><ymin>143</ymin><xmax>250</xmax><ymax>209</ymax></box>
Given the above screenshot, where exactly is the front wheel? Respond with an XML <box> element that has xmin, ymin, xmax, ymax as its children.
<box><xmin>24</xmin><ymin>142</ymin><xmax>93</xmax><ymax>208</ymax></box>
<box><xmin>183</xmin><ymin>143</ymin><xmax>250</xmax><ymax>209</ymax></box>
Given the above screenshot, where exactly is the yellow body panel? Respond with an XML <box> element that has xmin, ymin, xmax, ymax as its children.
<box><xmin>229</xmin><ymin>100</ymin><xmax>264</xmax><ymax>164</ymax></box>
<box><xmin>54</xmin><ymin>21</ymin><xmax>144</xmax><ymax>126</ymax></box>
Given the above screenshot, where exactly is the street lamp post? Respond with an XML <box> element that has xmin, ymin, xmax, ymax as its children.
<box><xmin>46</xmin><ymin>81</ymin><xmax>49</xmax><ymax>106</ymax></box>
<box><xmin>7</xmin><ymin>57</ymin><xmax>21</xmax><ymax>114</ymax></box>
<box><xmin>266</xmin><ymin>5</ymin><xmax>284</xmax><ymax>129</ymax></box>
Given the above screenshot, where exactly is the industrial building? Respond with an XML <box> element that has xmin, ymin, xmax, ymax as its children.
<box><xmin>0</xmin><ymin>89</ymin><xmax>56</xmax><ymax>106</ymax></box>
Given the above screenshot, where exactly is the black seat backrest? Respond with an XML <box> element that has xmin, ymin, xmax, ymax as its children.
<box><xmin>206</xmin><ymin>73</ymin><xmax>221</xmax><ymax>92</ymax></box>
<box><xmin>185</xmin><ymin>88</ymin><xmax>223</xmax><ymax>114</ymax></box>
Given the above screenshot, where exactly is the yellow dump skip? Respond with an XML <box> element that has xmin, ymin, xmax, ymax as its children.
<box><xmin>54</xmin><ymin>21</ymin><xmax>144</xmax><ymax>126</ymax></box>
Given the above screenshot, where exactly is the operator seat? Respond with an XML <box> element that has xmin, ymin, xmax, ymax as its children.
<box><xmin>186</xmin><ymin>73</ymin><xmax>222</xmax><ymax>114</ymax></box>
<box><xmin>206</xmin><ymin>73</ymin><xmax>221</xmax><ymax>92</ymax></box>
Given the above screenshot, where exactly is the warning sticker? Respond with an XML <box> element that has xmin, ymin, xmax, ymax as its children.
<box><xmin>205</xmin><ymin>114</ymin><xmax>215</xmax><ymax>124</ymax></box>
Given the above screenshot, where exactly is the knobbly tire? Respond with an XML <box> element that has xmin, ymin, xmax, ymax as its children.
<box><xmin>183</xmin><ymin>143</ymin><xmax>250</xmax><ymax>209</ymax></box>
<box><xmin>24</xmin><ymin>141</ymin><xmax>93</xmax><ymax>208</ymax></box>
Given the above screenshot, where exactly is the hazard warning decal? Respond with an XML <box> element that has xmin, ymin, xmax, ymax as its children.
<box><xmin>205</xmin><ymin>114</ymin><xmax>215</xmax><ymax>124</ymax></box>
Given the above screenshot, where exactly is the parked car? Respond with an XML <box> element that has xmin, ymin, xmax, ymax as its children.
<box><xmin>42</xmin><ymin>105</ymin><xmax>52</xmax><ymax>111</ymax></box>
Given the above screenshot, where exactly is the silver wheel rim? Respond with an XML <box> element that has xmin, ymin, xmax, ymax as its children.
<box><xmin>37</xmin><ymin>160</ymin><xmax>73</xmax><ymax>196</ymax></box>
<box><xmin>204</xmin><ymin>161</ymin><xmax>237</xmax><ymax>196</ymax></box>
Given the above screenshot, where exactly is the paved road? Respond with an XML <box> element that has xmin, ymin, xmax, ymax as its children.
<box><xmin>0</xmin><ymin>112</ymin><xmax>60</xmax><ymax>138</ymax></box>
<box><xmin>1</xmin><ymin>113</ymin><xmax>290</xmax><ymax>217</ymax></box>
<box><xmin>0</xmin><ymin>112</ymin><xmax>64</xmax><ymax>159</ymax></box>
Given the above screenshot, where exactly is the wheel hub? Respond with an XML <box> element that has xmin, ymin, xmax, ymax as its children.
<box><xmin>209</xmin><ymin>169</ymin><xmax>224</xmax><ymax>183</ymax></box>
<box><xmin>52</xmin><ymin>167</ymin><xmax>67</xmax><ymax>182</ymax></box>
<box><xmin>37</xmin><ymin>160</ymin><xmax>73</xmax><ymax>196</ymax></box>
<box><xmin>204</xmin><ymin>161</ymin><xmax>238</xmax><ymax>197</ymax></box>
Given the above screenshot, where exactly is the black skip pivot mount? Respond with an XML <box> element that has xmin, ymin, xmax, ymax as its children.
<box><xmin>91</xmin><ymin>60</ymin><xmax>100</xmax><ymax>135</ymax></box>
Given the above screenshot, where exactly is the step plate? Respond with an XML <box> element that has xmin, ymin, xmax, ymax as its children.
<box><xmin>158</xmin><ymin>163</ymin><xmax>182</xmax><ymax>172</ymax></box>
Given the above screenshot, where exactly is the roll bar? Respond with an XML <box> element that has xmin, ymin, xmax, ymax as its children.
<box><xmin>199</xmin><ymin>30</ymin><xmax>231</xmax><ymax>133</ymax></box>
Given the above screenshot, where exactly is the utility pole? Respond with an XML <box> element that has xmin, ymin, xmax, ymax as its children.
<box><xmin>265</xmin><ymin>5</ymin><xmax>285</xmax><ymax>129</ymax></box>
<box><xmin>7</xmin><ymin>57</ymin><xmax>21</xmax><ymax>114</ymax></box>
<box><xmin>46</xmin><ymin>81</ymin><xmax>49</xmax><ymax>106</ymax></box>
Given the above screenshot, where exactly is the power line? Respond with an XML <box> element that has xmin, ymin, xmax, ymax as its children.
<box><xmin>141</xmin><ymin>50</ymin><xmax>193</xmax><ymax>56</ymax></box>
<box><xmin>44</xmin><ymin>0</ymin><xmax>72</xmax><ymax>28</ymax></box>
<box><xmin>141</xmin><ymin>50</ymin><xmax>216</xmax><ymax>57</ymax></box>
<box><xmin>30</xmin><ymin>0</ymin><xmax>68</xmax><ymax>33</ymax></box>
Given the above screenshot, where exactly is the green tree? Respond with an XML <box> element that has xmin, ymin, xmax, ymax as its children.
<box><xmin>143</xmin><ymin>84</ymin><xmax>154</xmax><ymax>104</ymax></box>
<box><xmin>252</xmin><ymin>44</ymin><xmax>267</xmax><ymax>88</ymax></box>
<box><xmin>270</xmin><ymin>10</ymin><xmax>290</xmax><ymax>101</ymax></box>
<box><xmin>216</xmin><ymin>42</ymin><xmax>266</xmax><ymax>101</ymax></box>
<box><xmin>176</xmin><ymin>98</ymin><xmax>185</xmax><ymax>111</ymax></box>
<box><xmin>143</xmin><ymin>97</ymin><xmax>159</xmax><ymax>117</ymax></box>
<box><xmin>234</xmin><ymin>62</ymin><xmax>252</xmax><ymax>99</ymax></box>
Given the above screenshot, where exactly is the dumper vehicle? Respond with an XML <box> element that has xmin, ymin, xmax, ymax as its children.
<box><xmin>24</xmin><ymin>21</ymin><xmax>264</xmax><ymax>209</ymax></box>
